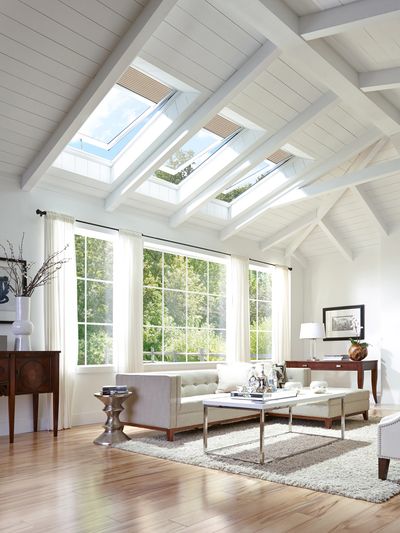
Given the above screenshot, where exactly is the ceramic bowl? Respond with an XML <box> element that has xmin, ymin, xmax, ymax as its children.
<box><xmin>284</xmin><ymin>381</ymin><xmax>302</xmax><ymax>392</ymax></box>
<box><xmin>310</xmin><ymin>380</ymin><xmax>328</xmax><ymax>393</ymax></box>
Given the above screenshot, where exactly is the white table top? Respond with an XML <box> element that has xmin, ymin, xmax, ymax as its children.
<box><xmin>203</xmin><ymin>389</ymin><xmax>346</xmax><ymax>411</ymax></box>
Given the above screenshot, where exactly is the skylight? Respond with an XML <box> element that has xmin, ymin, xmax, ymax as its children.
<box><xmin>216</xmin><ymin>149</ymin><xmax>292</xmax><ymax>203</ymax></box>
<box><xmin>68</xmin><ymin>67</ymin><xmax>174</xmax><ymax>160</ymax></box>
<box><xmin>154</xmin><ymin>115</ymin><xmax>241</xmax><ymax>185</ymax></box>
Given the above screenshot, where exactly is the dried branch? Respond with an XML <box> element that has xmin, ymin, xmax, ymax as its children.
<box><xmin>0</xmin><ymin>235</ymin><xmax>70</xmax><ymax>297</ymax></box>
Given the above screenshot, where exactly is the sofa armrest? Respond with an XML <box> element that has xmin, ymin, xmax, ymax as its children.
<box><xmin>116</xmin><ymin>373</ymin><xmax>180</xmax><ymax>429</ymax></box>
<box><xmin>286</xmin><ymin>367</ymin><xmax>311</xmax><ymax>387</ymax></box>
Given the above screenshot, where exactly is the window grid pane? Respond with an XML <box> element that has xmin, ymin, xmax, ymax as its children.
<box><xmin>143</xmin><ymin>248</ymin><xmax>226</xmax><ymax>363</ymax></box>
<box><xmin>249</xmin><ymin>266</ymin><xmax>273</xmax><ymax>362</ymax></box>
<box><xmin>76</xmin><ymin>234</ymin><xmax>114</xmax><ymax>366</ymax></box>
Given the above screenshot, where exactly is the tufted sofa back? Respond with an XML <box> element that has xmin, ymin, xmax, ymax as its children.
<box><xmin>179</xmin><ymin>369</ymin><xmax>219</xmax><ymax>397</ymax></box>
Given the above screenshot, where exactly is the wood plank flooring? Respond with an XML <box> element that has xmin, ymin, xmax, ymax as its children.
<box><xmin>1</xmin><ymin>406</ymin><xmax>399</xmax><ymax>533</ymax></box>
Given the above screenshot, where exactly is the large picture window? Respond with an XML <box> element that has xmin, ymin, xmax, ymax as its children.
<box><xmin>249</xmin><ymin>265</ymin><xmax>273</xmax><ymax>361</ymax></box>
<box><xmin>75</xmin><ymin>230</ymin><xmax>114</xmax><ymax>366</ymax></box>
<box><xmin>143</xmin><ymin>246</ymin><xmax>226</xmax><ymax>362</ymax></box>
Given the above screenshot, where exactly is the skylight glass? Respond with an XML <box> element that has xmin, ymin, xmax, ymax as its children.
<box><xmin>154</xmin><ymin>115</ymin><xmax>241</xmax><ymax>185</ymax></box>
<box><xmin>68</xmin><ymin>67</ymin><xmax>174</xmax><ymax>161</ymax></box>
<box><xmin>216</xmin><ymin>150</ymin><xmax>292</xmax><ymax>203</ymax></box>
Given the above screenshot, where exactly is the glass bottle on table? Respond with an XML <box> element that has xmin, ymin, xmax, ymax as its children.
<box><xmin>268</xmin><ymin>366</ymin><xmax>278</xmax><ymax>392</ymax></box>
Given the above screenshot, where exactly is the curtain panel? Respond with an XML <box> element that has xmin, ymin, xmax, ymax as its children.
<box><xmin>227</xmin><ymin>255</ymin><xmax>250</xmax><ymax>363</ymax></box>
<box><xmin>272</xmin><ymin>265</ymin><xmax>291</xmax><ymax>364</ymax></box>
<box><xmin>114</xmin><ymin>230</ymin><xmax>144</xmax><ymax>373</ymax></box>
<box><xmin>44</xmin><ymin>211</ymin><xmax>78</xmax><ymax>429</ymax></box>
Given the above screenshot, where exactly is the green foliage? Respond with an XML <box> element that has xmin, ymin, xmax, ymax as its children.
<box><xmin>143</xmin><ymin>248</ymin><xmax>227</xmax><ymax>361</ymax></box>
<box><xmin>349</xmin><ymin>338</ymin><xmax>369</xmax><ymax>348</ymax></box>
<box><xmin>216</xmin><ymin>184</ymin><xmax>251</xmax><ymax>203</ymax></box>
<box><xmin>76</xmin><ymin>235</ymin><xmax>114</xmax><ymax>366</ymax></box>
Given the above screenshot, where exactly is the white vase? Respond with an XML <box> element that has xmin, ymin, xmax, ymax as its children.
<box><xmin>12</xmin><ymin>296</ymin><xmax>34</xmax><ymax>350</ymax></box>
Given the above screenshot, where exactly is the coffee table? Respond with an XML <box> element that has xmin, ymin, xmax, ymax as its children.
<box><xmin>203</xmin><ymin>389</ymin><xmax>346</xmax><ymax>464</ymax></box>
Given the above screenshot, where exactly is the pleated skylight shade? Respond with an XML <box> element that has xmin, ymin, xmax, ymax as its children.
<box><xmin>267</xmin><ymin>149</ymin><xmax>291</xmax><ymax>164</ymax></box>
<box><xmin>203</xmin><ymin>115</ymin><xmax>240</xmax><ymax>138</ymax></box>
<box><xmin>117</xmin><ymin>67</ymin><xmax>172</xmax><ymax>103</ymax></box>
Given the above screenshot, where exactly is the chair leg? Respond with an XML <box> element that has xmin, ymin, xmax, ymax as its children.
<box><xmin>378</xmin><ymin>458</ymin><xmax>390</xmax><ymax>480</ymax></box>
<box><xmin>363</xmin><ymin>411</ymin><xmax>368</xmax><ymax>421</ymax></box>
<box><xmin>166</xmin><ymin>429</ymin><xmax>174</xmax><ymax>441</ymax></box>
<box><xmin>324</xmin><ymin>418</ymin><xmax>333</xmax><ymax>429</ymax></box>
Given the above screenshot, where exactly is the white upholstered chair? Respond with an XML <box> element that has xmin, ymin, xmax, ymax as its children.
<box><xmin>377</xmin><ymin>413</ymin><xmax>400</xmax><ymax>480</ymax></box>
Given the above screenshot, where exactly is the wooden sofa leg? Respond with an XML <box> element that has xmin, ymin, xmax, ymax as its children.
<box><xmin>324</xmin><ymin>419</ymin><xmax>333</xmax><ymax>429</ymax></box>
<box><xmin>363</xmin><ymin>411</ymin><xmax>369</xmax><ymax>421</ymax></box>
<box><xmin>166</xmin><ymin>429</ymin><xmax>175</xmax><ymax>442</ymax></box>
<box><xmin>379</xmin><ymin>458</ymin><xmax>390</xmax><ymax>480</ymax></box>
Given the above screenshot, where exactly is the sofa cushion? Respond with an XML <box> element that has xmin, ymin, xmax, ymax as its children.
<box><xmin>216</xmin><ymin>363</ymin><xmax>252</xmax><ymax>392</ymax></box>
<box><xmin>180</xmin><ymin>393</ymin><xmax>230</xmax><ymax>414</ymax></box>
<box><xmin>180</xmin><ymin>370</ymin><xmax>218</xmax><ymax>397</ymax></box>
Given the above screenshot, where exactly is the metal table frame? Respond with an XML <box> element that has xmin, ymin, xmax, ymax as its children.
<box><xmin>203</xmin><ymin>394</ymin><xmax>345</xmax><ymax>465</ymax></box>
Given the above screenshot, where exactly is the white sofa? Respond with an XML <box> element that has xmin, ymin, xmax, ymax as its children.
<box><xmin>377</xmin><ymin>413</ymin><xmax>400</xmax><ymax>480</ymax></box>
<box><xmin>116</xmin><ymin>365</ymin><xmax>370</xmax><ymax>441</ymax></box>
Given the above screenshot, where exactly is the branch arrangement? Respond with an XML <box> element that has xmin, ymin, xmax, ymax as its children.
<box><xmin>0</xmin><ymin>235</ymin><xmax>69</xmax><ymax>297</ymax></box>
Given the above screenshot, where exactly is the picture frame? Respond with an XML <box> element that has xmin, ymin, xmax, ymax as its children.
<box><xmin>323</xmin><ymin>304</ymin><xmax>365</xmax><ymax>341</ymax></box>
<box><xmin>0</xmin><ymin>257</ymin><xmax>27</xmax><ymax>324</ymax></box>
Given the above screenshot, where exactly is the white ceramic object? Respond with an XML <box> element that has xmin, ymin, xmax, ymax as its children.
<box><xmin>310</xmin><ymin>380</ymin><xmax>328</xmax><ymax>394</ymax></box>
<box><xmin>12</xmin><ymin>296</ymin><xmax>34</xmax><ymax>350</ymax></box>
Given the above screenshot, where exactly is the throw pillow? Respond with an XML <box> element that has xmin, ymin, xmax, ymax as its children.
<box><xmin>216</xmin><ymin>363</ymin><xmax>252</xmax><ymax>392</ymax></box>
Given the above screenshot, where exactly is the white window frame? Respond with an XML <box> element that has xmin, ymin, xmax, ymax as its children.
<box><xmin>75</xmin><ymin>225</ymin><xmax>116</xmax><ymax>370</ymax></box>
<box><xmin>249</xmin><ymin>262</ymin><xmax>273</xmax><ymax>362</ymax></box>
<box><xmin>143</xmin><ymin>241</ymin><xmax>227</xmax><ymax>364</ymax></box>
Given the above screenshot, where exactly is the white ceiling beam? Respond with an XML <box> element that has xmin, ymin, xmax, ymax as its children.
<box><xmin>21</xmin><ymin>0</ymin><xmax>179</xmax><ymax>191</ymax></box>
<box><xmin>302</xmin><ymin>157</ymin><xmax>400</xmax><ymax>198</ymax></box>
<box><xmin>259</xmin><ymin>211</ymin><xmax>317</xmax><ymax>251</ymax></box>
<box><xmin>220</xmin><ymin>129</ymin><xmax>381</xmax><ymax>240</ymax></box>
<box><xmin>284</xmin><ymin>189</ymin><xmax>345</xmax><ymax>257</ymax></box>
<box><xmin>225</xmin><ymin>0</ymin><xmax>400</xmax><ymax>133</ymax></box>
<box><xmin>351</xmin><ymin>185</ymin><xmax>389</xmax><ymax>236</ymax></box>
<box><xmin>300</xmin><ymin>0</ymin><xmax>400</xmax><ymax>40</ymax></box>
<box><xmin>105</xmin><ymin>40</ymin><xmax>280</xmax><ymax>211</ymax></box>
<box><xmin>285</xmin><ymin>224</ymin><xmax>316</xmax><ymax>257</ymax></box>
<box><xmin>359</xmin><ymin>68</ymin><xmax>400</xmax><ymax>93</ymax></box>
<box><xmin>169</xmin><ymin>92</ymin><xmax>337</xmax><ymax>228</ymax></box>
<box><xmin>319</xmin><ymin>220</ymin><xmax>353</xmax><ymax>262</ymax></box>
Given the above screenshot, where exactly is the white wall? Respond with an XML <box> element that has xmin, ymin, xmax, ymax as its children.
<box><xmin>302</xmin><ymin>240</ymin><xmax>400</xmax><ymax>404</ymax></box>
<box><xmin>0</xmin><ymin>178</ymin><xmax>301</xmax><ymax>435</ymax></box>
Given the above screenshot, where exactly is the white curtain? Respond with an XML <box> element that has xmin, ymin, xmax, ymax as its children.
<box><xmin>227</xmin><ymin>255</ymin><xmax>250</xmax><ymax>363</ymax></box>
<box><xmin>114</xmin><ymin>230</ymin><xmax>143</xmax><ymax>373</ymax></box>
<box><xmin>272</xmin><ymin>265</ymin><xmax>291</xmax><ymax>364</ymax></box>
<box><xmin>44</xmin><ymin>211</ymin><xmax>78</xmax><ymax>429</ymax></box>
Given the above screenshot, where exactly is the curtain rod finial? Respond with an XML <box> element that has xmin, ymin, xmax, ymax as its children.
<box><xmin>36</xmin><ymin>209</ymin><xmax>47</xmax><ymax>217</ymax></box>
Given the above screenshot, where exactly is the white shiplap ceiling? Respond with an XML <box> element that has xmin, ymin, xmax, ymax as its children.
<box><xmin>1</xmin><ymin>0</ymin><xmax>400</xmax><ymax>264</ymax></box>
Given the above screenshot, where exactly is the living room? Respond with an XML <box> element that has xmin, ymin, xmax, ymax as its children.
<box><xmin>1</xmin><ymin>0</ymin><xmax>400</xmax><ymax>530</ymax></box>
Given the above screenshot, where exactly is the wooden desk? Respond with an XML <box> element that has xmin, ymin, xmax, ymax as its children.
<box><xmin>0</xmin><ymin>350</ymin><xmax>60</xmax><ymax>443</ymax></box>
<box><xmin>286</xmin><ymin>359</ymin><xmax>378</xmax><ymax>404</ymax></box>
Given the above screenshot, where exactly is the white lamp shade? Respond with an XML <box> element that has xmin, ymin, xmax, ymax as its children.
<box><xmin>300</xmin><ymin>322</ymin><xmax>325</xmax><ymax>339</ymax></box>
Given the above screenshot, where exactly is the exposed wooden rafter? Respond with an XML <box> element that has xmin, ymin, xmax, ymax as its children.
<box><xmin>319</xmin><ymin>219</ymin><xmax>353</xmax><ymax>262</ymax></box>
<box><xmin>300</xmin><ymin>0</ymin><xmax>400</xmax><ymax>40</ymax></box>
<box><xmin>360</xmin><ymin>68</ymin><xmax>400</xmax><ymax>93</ymax></box>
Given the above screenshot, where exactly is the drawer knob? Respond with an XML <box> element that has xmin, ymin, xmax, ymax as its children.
<box><xmin>336</xmin><ymin>364</ymin><xmax>342</xmax><ymax>368</ymax></box>
<box><xmin>302</xmin><ymin>364</ymin><xmax>308</xmax><ymax>368</ymax></box>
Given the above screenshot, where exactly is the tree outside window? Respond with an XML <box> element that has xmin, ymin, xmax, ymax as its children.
<box><xmin>76</xmin><ymin>233</ymin><xmax>114</xmax><ymax>365</ymax></box>
<box><xmin>249</xmin><ymin>265</ymin><xmax>272</xmax><ymax>361</ymax></box>
<box><xmin>143</xmin><ymin>247</ymin><xmax>226</xmax><ymax>363</ymax></box>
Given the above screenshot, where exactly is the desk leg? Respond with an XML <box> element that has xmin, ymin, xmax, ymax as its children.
<box><xmin>357</xmin><ymin>368</ymin><xmax>364</xmax><ymax>390</ymax></box>
<box><xmin>33</xmin><ymin>393</ymin><xmax>39</xmax><ymax>432</ymax></box>
<box><xmin>8</xmin><ymin>356</ymin><xmax>15</xmax><ymax>444</ymax></box>
<box><xmin>52</xmin><ymin>354</ymin><xmax>59</xmax><ymax>437</ymax></box>
<box><xmin>371</xmin><ymin>367</ymin><xmax>378</xmax><ymax>404</ymax></box>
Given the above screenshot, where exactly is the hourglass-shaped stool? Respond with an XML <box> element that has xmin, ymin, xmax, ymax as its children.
<box><xmin>93</xmin><ymin>391</ymin><xmax>132</xmax><ymax>446</ymax></box>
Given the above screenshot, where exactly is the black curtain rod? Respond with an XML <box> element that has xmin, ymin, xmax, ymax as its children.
<box><xmin>36</xmin><ymin>209</ymin><xmax>292</xmax><ymax>271</ymax></box>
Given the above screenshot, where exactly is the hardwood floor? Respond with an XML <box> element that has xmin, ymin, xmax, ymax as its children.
<box><xmin>1</xmin><ymin>406</ymin><xmax>400</xmax><ymax>533</ymax></box>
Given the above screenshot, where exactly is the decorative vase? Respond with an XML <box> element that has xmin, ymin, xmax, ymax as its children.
<box><xmin>348</xmin><ymin>344</ymin><xmax>368</xmax><ymax>361</ymax></box>
<box><xmin>12</xmin><ymin>296</ymin><xmax>34</xmax><ymax>350</ymax></box>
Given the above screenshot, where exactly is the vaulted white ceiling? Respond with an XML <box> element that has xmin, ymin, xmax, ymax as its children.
<box><xmin>1</xmin><ymin>0</ymin><xmax>400</xmax><ymax>264</ymax></box>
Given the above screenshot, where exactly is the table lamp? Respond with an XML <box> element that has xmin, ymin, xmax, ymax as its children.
<box><xmin>300</xmin><ymin>322</ymin><xmax>326</xmax><ymax>361</ymax></box>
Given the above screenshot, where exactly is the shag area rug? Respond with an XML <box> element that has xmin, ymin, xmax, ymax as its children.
<box><xmin>114</xmin><ymin>417</ymin><xmax>400</xmax><ymax>503</ymax></box>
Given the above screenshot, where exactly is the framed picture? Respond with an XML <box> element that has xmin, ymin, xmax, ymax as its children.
<box><xmin>323</xmin><ymin>304</ymin><xmax>365</xmax><ymax>341</ymax></box>
<box><xmin>0</xmin><ymin>257</ymin><xmax>27</xmax><ymax>324</ymax></box>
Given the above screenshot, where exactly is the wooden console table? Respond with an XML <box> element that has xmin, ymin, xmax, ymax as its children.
<box><xmin>0</xmin><ymin>351</ymin><xmax>60</xmax><ymax>443</ymax></box>
<box><xmin>286</xmin><ymin>359</ymin><xmax>378</xmax><ymax>404</ymax></box>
